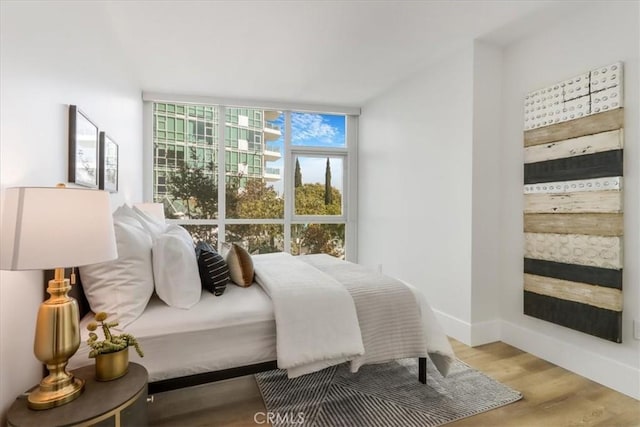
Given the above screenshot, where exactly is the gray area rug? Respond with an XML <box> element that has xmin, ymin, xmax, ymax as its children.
<box><xmin>255</xmin><ymin>358</ymin><xmax>522</xmax><ymax>427</ymax></box>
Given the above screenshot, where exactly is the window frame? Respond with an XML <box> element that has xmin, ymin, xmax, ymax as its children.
<box><xmin>290</xmin><ymin>151</ymin><xmax>348</xmax><ymax>222</ymax></box>
<box><xmin>143</xmin><ymin>95</ymin><xmax>359</xmax><ymax>261</ymax></box>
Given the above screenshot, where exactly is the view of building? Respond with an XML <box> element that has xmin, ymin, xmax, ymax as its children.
<box><xmin>152</xmin><ymin>103</ymin><xmax>282</xmax><ymax>216</ymax></box>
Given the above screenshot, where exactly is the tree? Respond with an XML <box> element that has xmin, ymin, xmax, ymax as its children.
<box><xmin>294</xmin><ymin>175</ymin><xmax>343</xmax><ymax>257</ymax></box>
<box><xmin>225</xmin><ymin>175</ymin><xmax>240</xmax><ymax>218</ymax></box>
<box><xmin>167</xmin><ymin>150</ymin><xmax>217</xmax><ymax>219</ymax></box>
<box><xmin>293</xmin><ymin>223</ymin><xmax>345</xmax><ymax>258</ymax></box>
<box><xmin>228</xmin><ymin>178</ymin><xmax>284</xmax><ymax>254</ymax></box>
<box><xmin>294</xmin><ymin>158</ymin><xmax>302</xmax><ymax>188</ymax></box>
<box><xmin>295</xmin><ymin>183</ymin><xmax>341</xmax><ymax>215</ymax></box>
<box><xmin>167</xmin><ymin>151</ymin><xmax>343</xmax><ymax>257</ymax></box>
<box><xmin>166</xmin><ymin>153</ymin><xmax>221</xmax><ymax>246</ymax></box>
<box><xmin>236</xmin><ymin>178</ymin><xmax>284</xmax><ymax>219</ymax></box>
<box><xmin>324</xmin><ymin>157</ymin><xmax>332</xmax><ymax>205</ymax></box>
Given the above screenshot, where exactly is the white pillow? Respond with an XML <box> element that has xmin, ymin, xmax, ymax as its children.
<box><xmin>79</xmin><ymin>213</ymin><xmax>155</xmax><ymax>327</ymax></box>
<box><xmin>113</xmin><ymin>204</ymin><xmax>167</xmax><ymax>238</ymax></box>
<box><xmin>133</xmin><ymin>205</ymin><xmax>167</xmax><ymax>237</ymax></box>
<box><xmin>153</xmin><ymin>224</ymin><xmax>201</xmax><ymax>308</ymax></box>
<box><xmin>133</xmin><ymin>203</ymin><xmax>166</xmax><ymax>222</ymax></box>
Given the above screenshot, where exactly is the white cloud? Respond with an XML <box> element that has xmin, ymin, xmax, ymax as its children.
<box><xmin>291</xmin><ymin>113</ymin><xmax>339</xmax><ymax>145</ymax></box>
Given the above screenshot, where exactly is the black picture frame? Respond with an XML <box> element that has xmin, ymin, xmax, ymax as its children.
<box><xmin>99</xmin><ymin>132</ymin><xmax>119</xmax><ymax>193</ymax></box>
<box><xmin>68</xmin><ymin>105</ymin><xmax>99</xmax><ymax>188</ymax></box>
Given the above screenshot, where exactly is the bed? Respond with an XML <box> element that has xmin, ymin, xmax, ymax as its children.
<box><xmin>61</xmin><ymin>204</ymin><xmax>455</xmax><ymax>395</ymax></box>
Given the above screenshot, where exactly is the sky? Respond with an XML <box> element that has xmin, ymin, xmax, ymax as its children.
<box><xmin>291</xmin><ymin>113</ymin><xmax>345</xmax><ymax>147</ymax></box>
<box><xmin>268</xmin><ymin>113</ymin><xmax>345</xmax><ymax>195</ymax></box>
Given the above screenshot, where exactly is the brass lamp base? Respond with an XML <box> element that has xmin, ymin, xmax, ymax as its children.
<box><xmin>28</xmin><ymin>375</ymin><xmax>85</xmax><ymax>410</ymax></box>
<box><xmin>29</xmin><ymin>268</ymin><xmax>84</xmax><ymax>410</ymax></box>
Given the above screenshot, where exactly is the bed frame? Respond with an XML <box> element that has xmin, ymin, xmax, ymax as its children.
<box><xmin>46</xmin><ymin>269</ymin><xmax>427</xmax><ymax>394</ymax></box>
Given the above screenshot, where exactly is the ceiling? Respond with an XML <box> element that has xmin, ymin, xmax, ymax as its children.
<box><xmin>101</xmin><ymin>0</ymin><xmax>584</xmax><ymax>107</ymax></box>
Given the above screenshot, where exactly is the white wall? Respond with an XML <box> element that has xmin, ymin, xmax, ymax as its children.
<box><xmin>0</xmin><ymin>1</ymin><xmax>143</xmax><ymax>421</ymax></box>
<box><xmin>359</xmin><ymin>42</ymin><xmax>505</xmax><ymax>346</ymax></box>
<box><xmin>359</xmin><ymin>44</ymin><xmax>475</xmax><ymax>340</ymax></box>
<box><xmin>360</xmin><ymin>0</ymin><xmax>639</xmax><ymax>400</ymax></box>
<box><xmin>470</xmin><ymin>42</ymin><xmax>503</xmax><ymax>344</ymax></box>
<box><xmin>498</xmin><ymin>1</ymin><xmax>640</xmax><ymax>399</ymax></box>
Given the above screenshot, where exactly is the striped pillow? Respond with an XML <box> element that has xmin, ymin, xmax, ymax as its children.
<box><xmin>197</xmin><ymin>249</ymin><xmax>229</xmax><ymax>296</ymax></box>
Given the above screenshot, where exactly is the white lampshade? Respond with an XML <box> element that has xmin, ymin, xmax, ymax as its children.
<box><xmin>1</xmin><ymin>186</ymin><xmax>118</xmax><ymax>271</ymax></box>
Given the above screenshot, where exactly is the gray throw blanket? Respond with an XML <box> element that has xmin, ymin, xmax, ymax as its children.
<box><xmin>299</xmin><ymin>254</ymin><xmax>427</xmax><ymax>372</ymax></box>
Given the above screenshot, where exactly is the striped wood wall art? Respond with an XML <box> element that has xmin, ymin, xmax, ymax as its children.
<box><xmin>524</xmin><ymin>191</ymin><xmax>622</xmax><ymax>214</ymax></box>
<box><xmin>524</xmin><ymin>108</ymin><xmax>624</xmax><ymax>147</ymax></box>
<box><xmin>522</xmin><ymin>63</ymin><xmax>623</xmax><ymax>342</ymax></box>
<box><xmin>524</xmin><ymin>233</ymin><xmax>622</xmax><ymax>269</ymax></box>
<box><xmin>524</xmin><ymin>177</ymin><xmax>622</xmax><ymax>194</ymax></box>
<box><xmin>524</xmin><ymin>130</ymin><xmax>623</xmax><ymax>164</ymax></box>
<box><xmin>524</xmin><ymin>213</ymin><xmax>623</xmax><ymax>236</ymax></box>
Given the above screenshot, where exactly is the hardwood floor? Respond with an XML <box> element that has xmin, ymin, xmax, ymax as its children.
<box><xmin>447</xmin><ymin>340</ymin><xmax>639</xmax><ymax>427</ymax></box>
<box><xmin>147</xmin><ymin>338</ymin><xmax>640</xmax><ymax>426</ymax></box>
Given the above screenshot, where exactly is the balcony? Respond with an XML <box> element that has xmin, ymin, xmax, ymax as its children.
<box><xmin>264</xmin><ymin>167</ymin><xmax>281</xmax><ymax>181</ymax></box>
<box><xmin>264</xmin><ymin>110</ymin><xmax>281</xmax><ymax>121</ymax></box>
<box><xmin>264</xmin><ymin>142</ymin><xmax>281</xmax><ymax>161</ymax></box>
<box><xmin>263</xmin><ymin>122</ymin><xmax>281</xmax><ymax>141</ymax></box>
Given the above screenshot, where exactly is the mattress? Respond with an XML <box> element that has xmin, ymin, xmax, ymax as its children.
<box><xmin>67</xmin><ymin>284</ymin><xmax>277</xmax><ymax>382</ymax></box>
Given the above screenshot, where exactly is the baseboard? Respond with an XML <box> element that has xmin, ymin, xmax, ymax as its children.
<box><xmin>433</xmin><ymin>310</ymin><xmax>471</xmax><ymax>344</ymax></box>
<box><xmin>432</xmin><ymin>310</ymin><xmax>500</xmax><ymax>347</ymax></box>
<box><xmin>433</xmin><ymin>311</ymin><xmax>639</xmax><ymax>399</ymax></box>
<box><xmin>501</xmin><ymin>320</ymin><xmax>640</xmax><ymax>400</ymax></box>
<box><xmin>470</xmin><ymin>319</ymin><xmax>501</xmax><ymax>346</ymax></box>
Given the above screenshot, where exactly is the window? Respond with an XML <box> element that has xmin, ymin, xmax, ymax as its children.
<box><xmin>294</xmin><ymin>156</ymin><xmax>343</xmax><ymax>216</ymax></box>
<box><xmin>290</xmin><ymin>112</ymin><xmax>347</xmax><ymax>257</ymax></box>
<box><xmin>149</xmin><ymin>101</ymin><xmax>357</xmax><ymax>260</ymax></box>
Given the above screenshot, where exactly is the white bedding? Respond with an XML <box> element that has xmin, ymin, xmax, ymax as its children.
<box><xmin>68</xmin><ymin>256</ymin><xmax>454</xmax><ymax>383</ymax></box>
<box><xmin>252</xmin><ymin>253</ymin><xmax>365</xmax><ymax>377</ymax></box>
<box><xmin>68</xmin><ymin>284</ymin><xmax>277</xmax><ymax>382</ymax></box>
<box><xmin>299</xmin><ymin>255</ymin><xmax>429</xmax><ymax>374</ymax></box>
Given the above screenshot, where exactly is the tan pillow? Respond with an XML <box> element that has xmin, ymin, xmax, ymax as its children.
<box><xmin>222</xmin><ymin>243</ymin><xmax>254</xmax><ymax>287</ymax></box>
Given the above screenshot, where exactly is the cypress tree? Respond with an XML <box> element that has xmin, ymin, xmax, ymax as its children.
<box><xmin>294</xmin><ymin>158</ymin><xmax>302</xmax><ymax>188</ymax></box>
<box><xmin>324</xmin><ymin>157</ymin><xmax>332</xmax><ymax>205</ymax></box>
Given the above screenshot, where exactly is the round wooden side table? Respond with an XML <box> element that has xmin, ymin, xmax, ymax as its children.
<box><xmin>7</xmin><ymin>362</ymin><xmax>148</xmax><ymax>427</ymax></box>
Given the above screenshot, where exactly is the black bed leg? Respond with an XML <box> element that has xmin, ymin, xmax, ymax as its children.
<box><xmin>418</xmin><ymin>357</ymin><xmax>427</xmax><ymax>384</ymax></box>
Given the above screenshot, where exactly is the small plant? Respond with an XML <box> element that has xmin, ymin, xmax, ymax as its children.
<box><xmin>86</xmin><ymin>312</ymin><xmax>144</xmax><ymax>358</ymax></box>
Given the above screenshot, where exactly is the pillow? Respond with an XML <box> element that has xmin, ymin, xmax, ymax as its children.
<box><xmin>79</xmin><ymin>212</ymin><xmax>155</xmax><ymax>327</ymax></box>
<box><xmin>165</xmin><ymin>223</ymin><xmax>195</xmax><ymax>248</ymax></box>
<box><xmin>133</xmin><ymin>205</ymin><xmax>167</xmax><ymax>237</ymax></box>
<box><xmin>114</xmin><ymin>204</ymin><xmax>167</xmax><ymax>238</ymax></box>
<box><xmin>133</xmin><ymin>202</ymin><xmax>166</xmax><ymax>222</ymax></box>
<box><xmin>197</xmin><ymin>247</ymin><xmax>229</xmax><ymax>296</ymax></box>
<box><xmin>153</xmin><ymin>224</ymin><xmax>201</xmax><ymax>308</ymax></box>
<box><xmin>195</xmin><ymin>241</ymin><xmax>216</xmax><ymax>257</ymax></box>
<box><xmin>222</xmin><ymin>243</ymin><xmax>254</xmax><ymax>287</ymax></box>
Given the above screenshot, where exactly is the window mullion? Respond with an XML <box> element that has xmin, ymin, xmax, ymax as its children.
<box><xmin>143</xmin><ymin>101</ymin><xmax>154</xmax><ymax>202</ymax></box>
<box><xmin>217</xmin><ymin>105</ymin><xmax>226</xmax><ymax>250</ymax></box>
<box><xmin>346</xmin><ymin>115</ymin><xmax>358</xmax><ymax>262</ymax></box>
<box><xmin>283</xmin><ymin>111</ymin><xmax>292</xmax><ymax>253</ymax></box>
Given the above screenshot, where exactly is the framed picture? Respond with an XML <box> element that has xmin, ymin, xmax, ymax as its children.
<box><xmin>68</xmin><ymin>105</ymin><xmax>99</xmax><ymax>188</ymax></box>
<box><xmin>99</xmin><ymin>132</ymin><xmax>119</xmax><ymax>192</ymax></box>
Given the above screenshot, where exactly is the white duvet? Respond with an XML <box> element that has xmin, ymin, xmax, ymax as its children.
<box><xmin>252</xmin><ymin>253</ymin><xmax>365</xmax><ymax>377</ymax></box>
<box><xmin>253</xmin><ymin>253</ymin><xmax>455</xmax><ymax>378</ymax></box>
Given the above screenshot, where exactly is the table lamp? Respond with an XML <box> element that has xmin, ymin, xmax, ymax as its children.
<box><xmin>0</xmin><ymin>184</ymin><xmax>117</xmax><ymax>410</ymax></box>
